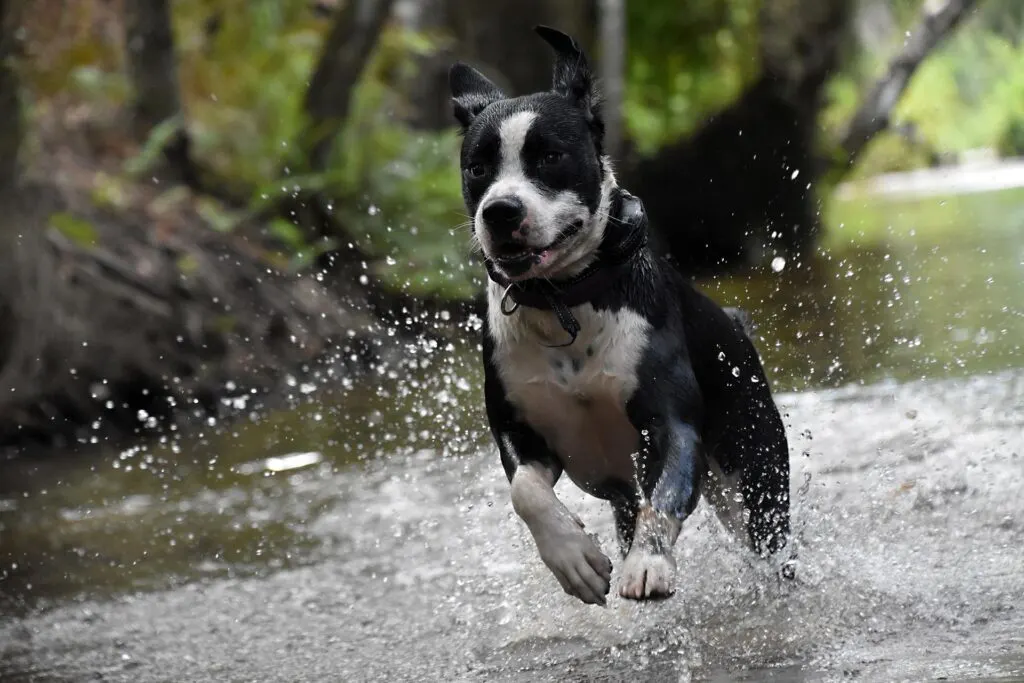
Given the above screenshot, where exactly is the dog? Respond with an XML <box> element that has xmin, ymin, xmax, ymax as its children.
<box><xmin>449</xmin><ymin>26</ymin><xmax>791</xmax><ymax>605</ymax></box>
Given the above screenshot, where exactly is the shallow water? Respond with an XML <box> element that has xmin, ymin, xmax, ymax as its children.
<box><xmin>1</xmin><ymin>189</ymin><xmax>1023</xmax><ymax>681</ymax></box>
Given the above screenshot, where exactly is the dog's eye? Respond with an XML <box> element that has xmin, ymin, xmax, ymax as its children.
<box><xmin>539</xmin><ymin>151</ymin><xmax>564</xmax><ymax>166</ymax></box>
<box><xmin>465</xmin><ymin>163</ymin><xmax>488</xmax><ymax>179</ymax></box>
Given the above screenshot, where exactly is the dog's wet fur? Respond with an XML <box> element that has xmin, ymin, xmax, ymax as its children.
<box><xmin>450</xmin><ymin>26</ymin><xmax>791</xmax><ymax>604</ymax></box>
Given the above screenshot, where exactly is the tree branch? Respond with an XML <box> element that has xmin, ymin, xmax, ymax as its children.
<box><xmin>839</xmin><ymin>0</ymin><xmax>978</xmax><ymax>168</ymax></box>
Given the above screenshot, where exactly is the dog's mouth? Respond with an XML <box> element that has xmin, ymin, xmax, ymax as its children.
<box><xmin>492</xmin><ymin>220</ymin><xmax>584</xmax><ymax>276</ymax></box>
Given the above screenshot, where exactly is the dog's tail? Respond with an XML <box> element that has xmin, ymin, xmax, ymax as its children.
<box><xmin>723</xmin><ymin>307</ymin><xmax>755</xmax><ymax>338</ymax></box>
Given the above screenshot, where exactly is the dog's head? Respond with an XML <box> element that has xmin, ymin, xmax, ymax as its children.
<box><xmin>449</xmin><ymin>26</ymin><xmax>615</xmax><ymax>281</ymax></box>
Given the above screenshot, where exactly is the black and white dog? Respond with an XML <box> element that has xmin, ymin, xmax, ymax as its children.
<box><xmin>449</xmin><ymin>27</ymin><xmax>791</xmax><ymax>605</ymax></box>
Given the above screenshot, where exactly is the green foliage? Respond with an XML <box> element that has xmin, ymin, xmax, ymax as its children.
<box><xmin>166</xmin><ymin>2</ymin><xmax>472</xmax><ymax>298</ymax></box>
<box><xmin>15</xmin><ymin>0</ymin><xmax>126</xmax><ymax>98</ymax></box>
<box><xmin>984</xmin><ymin>40</ymin><xmax>1024</xmax><ymax>157</ymax></box>
<box><xmin>997</xmin><ymin>118</ymin><xmax>1024</xmax><ymax>158</ymax></box>
<box><xmin>20</xmin><ymin>0</ymin><xmax>1024</xmax><ymax>299</ymax></box>
<box><xmin>49</xmin><ymin>212</ymin><xmax>99</xmax><ymax>248</ymax></box>
<box><xmin>267</xmin><ymin>218</ymin><xmax>339</xmax><ymax>273</ymax></box>
<box><xmin>173</xmin><ymin>0</ymin><xmax>322</xmax><ymax>188</ymax></box>
<box><xmin>624</xmin><ymin>0</ymin><xmax>760</xmax><ymax>155</ymax></box>
<box><xmin>89</xmin><ymin>172</ymin><xmax>133</xmax><ymax>211</ymax></box>
<box><xmin>123</xmin><ymin>116</ymin><xmax>185</xmax><ymax>177</ymax></box>
<box><xmin>193</xmin><ymin>196</ymin><xmax>243</xmax><ymax>234</ymax></box>
<box><xmin>66</xmin><ymin>65</ymin><xmax>130</xmax><ymax>104</ymax></box>
<box><xmin>822</xmin><ymin>10</ymin><xmax>1024</xmax><ymax>179</ymax></box>
<box><xmin>974</xmin><ymin>0</ymin><xmax>1024</xmax><ymax>42</ymax></box>
<box><xmin>316</xmin><ymin>43</ymin><xmax>473</xmax><ymax>299</ymax></box>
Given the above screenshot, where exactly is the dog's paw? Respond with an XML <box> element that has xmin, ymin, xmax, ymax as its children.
<box><xmin>533</xmin><ymin>524</ymin><xmax>612</xmax><ymax>606</ymax></box>
<box><xmin>618</xmin><ymin>548</ymin><xmax>676</xmax><ymax>600</ymax></box>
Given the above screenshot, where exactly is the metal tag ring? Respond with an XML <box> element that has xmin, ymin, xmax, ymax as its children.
<box><xmin>500</xmin><ymin>284</ymin><xmax>520</xmax><ymax>316</ymax></box>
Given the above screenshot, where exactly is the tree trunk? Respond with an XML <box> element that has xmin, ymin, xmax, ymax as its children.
<box><xmin>443</xmin><ymin>0</ymin><xmax>596</xmax><ymax>95</ymax></box>
<box><xmin>623</xmin><ymin>0</ymin><xmax>853</xmax><ymax>274</ymax></box>
<box><xmin>402</xmin><ymin>0</ymin><xmax>597</xmax><ymax>131</ymax></box>
<box><xmin>598</xmin><ymin>0</ymin><xmax>626</xmax><ymax>162</ymax></box>
<box><xmin>0</xmin><ymin>0</ymin><xmax>21</xmax><ymax>192</ymax></box>
<box><xmin>304</xmin><ymin>0</ymin><xmax>397</xmax><ymax>173</ymax></box>
<box><xmin>0</xmin><ymin>0</ymin><xmax>25</xmax><ymax>387</ymax></box>
<box><xmin>284</xmin><ymin>0</ymin><xmax>396</xmax><ymax>275</ymax></box>
<box><xmin>123</xmin><ymin>0</ymin><xmax>197</xmax><ymax>187</ymax></box>
<box><xmin>393</xmin><ymin>0</ymin><xmax>450</xmax><ymax>130</ymax></box>
<box><xmin>123</xmin><ymin>0</ymin><xmax>183</xmax><ymax>139</ymax></box>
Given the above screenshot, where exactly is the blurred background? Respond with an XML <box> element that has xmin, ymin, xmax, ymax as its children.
<box><xmin>1</xmin><ymin>1</ymin><xmax>1022</xmax><ymax>681</ymax></box>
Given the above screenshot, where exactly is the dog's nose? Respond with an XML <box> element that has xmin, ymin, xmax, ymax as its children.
<box><xmin>481</xmin><ymin>196</ymin><xmax>526</xmax><ymax>235</ymax></box>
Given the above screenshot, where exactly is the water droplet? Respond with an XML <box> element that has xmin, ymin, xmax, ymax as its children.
<box><xmin>771</xmin><ymin>256</ymin><xmax>786</xmax><ymax>273</ymax></box>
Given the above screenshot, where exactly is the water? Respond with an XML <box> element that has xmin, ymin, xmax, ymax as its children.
<box><xmin>1</xmin><ymin>188</ymin><xmax>1023</xmax><ymax>681</ymax></box>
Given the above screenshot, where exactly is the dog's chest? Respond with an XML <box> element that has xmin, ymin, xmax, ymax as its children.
<box><xmin>488</xmin><ymin>296</ymin><xmax>651</xmax><ymax>496</ymax></box>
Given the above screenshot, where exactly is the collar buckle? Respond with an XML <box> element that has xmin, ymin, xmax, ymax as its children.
<box><xmin>499</xmin><ymin>283</ymin><xmax>520</xmax><ymax>316</ymax></box>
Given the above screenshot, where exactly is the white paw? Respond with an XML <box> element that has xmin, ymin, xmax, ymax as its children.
<box><xmin>533</xmin><ymin>522</ymin><xmax>612</xmax><ymax>606</ymax></box>
<box><xmin>618</xmin><ymin>548</ymin><xmax>676</xmax><ymax>600</ymax></box>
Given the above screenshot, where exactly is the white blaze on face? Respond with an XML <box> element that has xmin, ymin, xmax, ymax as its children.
<box><xmin>476</xmin><ymin>111</ymin><xmax>588</xmax><ymax>268</ymax></box>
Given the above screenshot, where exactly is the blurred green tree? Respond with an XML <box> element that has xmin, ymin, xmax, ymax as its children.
<box><xmin>5</xmin><ymin>0</ymin><xmax>1004</xmax><ymax>288</ymax></box>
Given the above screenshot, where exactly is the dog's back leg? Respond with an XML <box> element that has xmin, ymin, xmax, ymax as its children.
<box><xmin>701</xmin><ymin>449</ymin><xmax>747</xmax><ymax>541</ymax></box>
<box><xmin>693</xmin><ymin>324</ymin><xmax>791</xmax><ymax>557</ymax></box>
<box><xmin>678</xmin><ymin>284</ymin><xmax>792</xmax><ymax>564</ymax></box>
<box><xmin>703</xmin><ymin>409</ymin><xmax>791</xmax><ymax>557</ymax></box>
<box><xmin>740</xmin><ymin>438</ymin><xmax>790</xmax><ymax>557</ymax></box>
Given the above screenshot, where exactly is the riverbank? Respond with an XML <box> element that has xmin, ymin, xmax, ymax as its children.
<box><xmin>0</xmin><ymin>174</ymin><xmax>396</xmax><ymax>454</ymax></box>
<box><xmin>836</xmin><ymin>155</ymin><xmax>1024</xmax><ymax>200</ymax></box>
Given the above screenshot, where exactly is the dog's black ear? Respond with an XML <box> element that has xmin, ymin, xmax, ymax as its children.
<box><xmin>449</xmin><ymin>62</ymin><xmax>505</xmax><ymax>129</ymax></box>
<box><xmin>535</xmin><ymin>25</ymin><xmax>600</xmax><ymax>123</ymax></box>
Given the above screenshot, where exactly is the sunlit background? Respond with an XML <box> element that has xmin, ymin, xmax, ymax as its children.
<box><xmin>1</xmin><ymin>1</ymin><xmax>1022</xmax><ymax>681</ymax></box>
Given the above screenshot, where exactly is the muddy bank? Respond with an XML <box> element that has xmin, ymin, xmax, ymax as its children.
<box><xmin>0</xmin><ymin>179</ymin><xmax>397</xmax><ymax>452</ymax></box>
<box><xmin>1</xmin><ymin>371</ymin><xmax>1022</xmax><ymax>682</ymax></box>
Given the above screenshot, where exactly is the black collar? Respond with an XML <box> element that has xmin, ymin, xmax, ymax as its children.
<box><xmin>483</xmin><ymin>187</ymin><xmax>648</xmax><ymax>347</ymax></box>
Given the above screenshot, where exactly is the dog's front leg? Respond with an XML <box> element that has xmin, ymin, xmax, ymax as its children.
<box><xmin>508</xmin><ymin>460</ymin><xmax>612</xmax><ymax>605</ymax></box>
<box><xmin>618</xmin><ymin>418</ymin><xmax>703</xmax><ymax>600</ymax></box>
<box><xmin>484</xmin><ymin>338</ymin><xmax>612</xmax><ymax>605</ymax></box>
